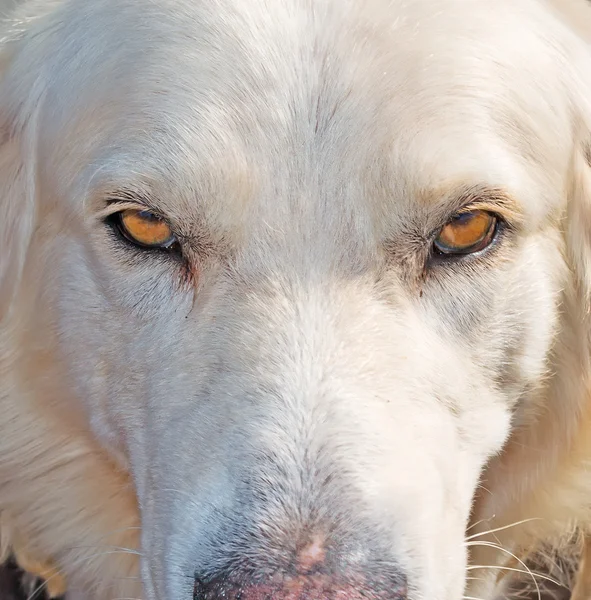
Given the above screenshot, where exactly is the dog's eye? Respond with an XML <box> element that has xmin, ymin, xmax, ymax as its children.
<box><xmin>114</xmin><ymin>209</ymin><xmax>177</xmax><ymax>249</ymax></box>
<box><xmin>434</xmin><ymin>210</ymin><xmax>497</xmax><ymax>255</ymax></box>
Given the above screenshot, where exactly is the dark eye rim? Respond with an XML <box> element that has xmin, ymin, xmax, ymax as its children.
<box><xmin>105</xmin><ymin>210</ymin><xmax>180</xmax><ymax>252</ymax></box>
<box><xmin>431</xmin><ymin>210</ymin><xmax>502</xmax><ymax>258</ymax></box>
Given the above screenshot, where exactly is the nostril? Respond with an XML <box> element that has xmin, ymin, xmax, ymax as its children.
<box><xmin>193</xmin><ymin>573</ymin><xmax>408</xmax><ymax>600</ymax></box>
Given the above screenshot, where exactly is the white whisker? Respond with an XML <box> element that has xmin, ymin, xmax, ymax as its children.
<box><xmin>467</xmin><ymin>562</ymin><xmax>562</xmax><ymax>592</ymax></box>
<box><xmin>467</xmin><ymin>540</ymin><xmax>544</xmax><ymax>600</ymax></box>
<box><xmin>466</xmin><ymin>517</ymin><xmax>491</xmax><ymax>532</ymax></box>
<box><xmin>465</xmin><ymin>518</ymin><xmax>541</xmax><ymax>541</ymax></box>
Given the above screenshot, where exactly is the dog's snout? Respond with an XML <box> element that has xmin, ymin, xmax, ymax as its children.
<box><xmin>193</xmin><ymin>573</ymin><xmax>408</xmax><ymax>600</ymax></box>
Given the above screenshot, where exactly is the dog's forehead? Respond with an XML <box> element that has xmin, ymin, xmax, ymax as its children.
<box><xmin>30</xmin><ymin>0</ymin><xmax>572</xmax><ymax>235</ymax></box>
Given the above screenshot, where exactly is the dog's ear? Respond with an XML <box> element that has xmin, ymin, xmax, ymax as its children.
<box><xmin>0</xmin><ymin>122</ymin><xmax>36</xmax><ymax>322</ymax></box>
<box><xmin>0</xmin><ymin>0</ymin><xmax>67</xmax><ymax>321</ymax></box>
<box><xmin>0</xmin><ymin>28</ymin><xmax>40</xmax><ymax>321</ymax></box>
<box><xmin>555</xmin><ymin>0</ymin><xmax>591</xmax><ymax>323</ymax></box>
<box><xmin>566</xmin><ymin>144</ymin><xmax>591</xmax><ymax>314</ymax></box>
<box><xmin>565</xmin><ymin>148</ymin><xmax>591</xmax><ymax>313</ymax></box>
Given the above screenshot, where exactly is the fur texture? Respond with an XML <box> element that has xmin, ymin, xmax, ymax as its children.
<box><xmin>1</xmin><ymin>0</ymin><xmax>591</xmax><ymax>599</ymax></box>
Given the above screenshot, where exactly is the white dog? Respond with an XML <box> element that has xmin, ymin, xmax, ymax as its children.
<box><xmin>2</xmin><ymin>1</ymin><xmax>591</xmax><ymax>599</ymax></box>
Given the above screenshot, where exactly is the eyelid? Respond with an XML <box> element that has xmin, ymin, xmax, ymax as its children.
<box><xmin>97</xmin><ymin>201</ymin><xmax>162</xmax><ymax>221</ymax></box>
<box><xmin>455</xmin><ymin>197</ymin><xmax>521</xmax><ymax>228</ymax></box>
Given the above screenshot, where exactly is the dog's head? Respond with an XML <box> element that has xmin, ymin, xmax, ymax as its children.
<box><xmin>2</xmin><ymin>1</ymin><xmax>591</xmax><ymax>599</ymax></box>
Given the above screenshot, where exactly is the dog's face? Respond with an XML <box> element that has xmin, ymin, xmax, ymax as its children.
<box><xmin>2</xmin><ymin>1</ymin><xmax>591</xmax><ymax>599</ymax></box>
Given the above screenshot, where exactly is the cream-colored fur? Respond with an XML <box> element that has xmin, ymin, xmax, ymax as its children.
<box><xmin>2</xmin><ymin>1</ymin><xmax>591</xmax><ymax>599</ymax></box>
<box><xmin>0</xmin><ymin>512</ymin><xmax>67</xmax><ymax>598</ymax></box>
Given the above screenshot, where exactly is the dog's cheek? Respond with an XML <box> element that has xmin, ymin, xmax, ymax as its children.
<box><xmin>50</xmin><ymin>236</ymin><xmax>192</xmax><ymax>466</ymax></box>
<box><xmin>488</xmin><ymin>235</ymin><xmax>565</xmax><ymax>411</ymax></box>
<box><xmin>52</xmin><ymin>250</ymin><xmax>129</xmax><ymax>465</ymax></box>
<box><xmin>424</xmin><ymin>233</ymin><xmax>564</xmax><ymax>410</ymax></box>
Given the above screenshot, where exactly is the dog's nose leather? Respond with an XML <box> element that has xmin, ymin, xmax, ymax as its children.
<box><xmin>193</xmin><ymin>574</ymin><xmax>407</xmax><ymax>600</ymax></box>
<box><xmin>193</xmin><ymin>529</ymin><xmax>407</xmax><ymax>599</ymax></box>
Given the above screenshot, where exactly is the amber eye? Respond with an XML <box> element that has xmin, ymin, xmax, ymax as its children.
<box><xmin>434</xmin><ymin>210</ymin><xmax>498</xmax><ymax>256</ymax></box>
<box><xmin>115</xmin><ymin>209</ymin><xmax>177</xmax><ymax>249</ymax></box>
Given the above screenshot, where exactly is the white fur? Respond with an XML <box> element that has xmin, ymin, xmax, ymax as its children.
<box><xmin>1</xmin><ymin>1</ymin><xmax>591</xmax><ymax>599</ymax></box>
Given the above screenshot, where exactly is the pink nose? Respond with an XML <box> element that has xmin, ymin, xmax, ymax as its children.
<box><xmin>194</xmin><ymin>576</ymin><xmax>407</xmax><ymax>599</ymax></box>
<box><xmin>193</xmin><ymin>534</ymin><xmax>407</xmax><ymax>599</ymax></box>
<box><xmin>194</xmin><ymin>573</ymin><xmax>408</xmax><ymax>600</ymax></box>
<box><xmin>193</xmin><ymin>576</ymin><xmax>407</xmax><ymax>600</ymax></box>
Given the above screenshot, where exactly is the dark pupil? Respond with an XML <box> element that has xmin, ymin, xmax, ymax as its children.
<box><xmin>137</xmin><ymin>210</ymin><xmax>160</xmax><ymax>222</ymax></box>
<box><xmin>451</xmin><ymin>212</ymin><xmax>475</xmax><ymax>225</ymax></box>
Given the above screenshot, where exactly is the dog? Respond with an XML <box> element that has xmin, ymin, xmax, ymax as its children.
<box><xmin>2</xmin><ymin>0</ymin><xmax>591</xmax><ymax>598</ymax></box>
